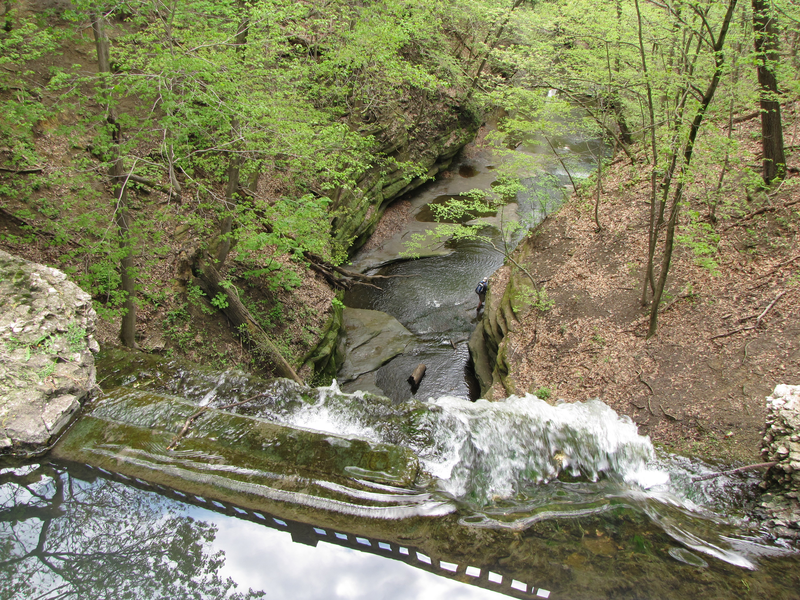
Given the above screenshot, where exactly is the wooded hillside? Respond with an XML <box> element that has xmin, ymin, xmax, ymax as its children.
<box><xmin>1</xmin><ymin>0</ymin><xmax>798</xmax><ymax>389</ymax></box>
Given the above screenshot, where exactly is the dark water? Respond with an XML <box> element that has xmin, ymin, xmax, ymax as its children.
<box><xmin>345</xmin><ymin>238</ymin><xmax>501</xmax><ymax>402</ymax></box>
<box><xmin>3</xmin><ymin>457</ymin><xmax>799</xmax><ymax>600</ymax></box>
<box><xmin>0</xmin><ymin>462</ymin><xmax>515</xmax><ymax>600</ymax></box>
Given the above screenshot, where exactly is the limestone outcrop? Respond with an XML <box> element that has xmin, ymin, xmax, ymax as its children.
<box><xmin>468</xmin><ymin>245</ymin><xmax>540</xmax><ymax>399</ymax></box>
<box><xmin>758</xmin><ymin>384</ymin><xmax>800</xmax><ymax>544</ymax></box>
<box><xmin>0</xmin><ymin>250</ymin><xmax>98</xmax><ymax>455</ymax></box>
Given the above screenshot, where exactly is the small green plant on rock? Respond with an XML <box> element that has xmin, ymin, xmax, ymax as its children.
<box><xmin>514</xmin><ymin>285</ymin><xmax>555</xmax><ymax>313</ymax></box>
<box><xmin>65</xmin><ymin>323</ymin><xmax>86</xmax><ymax>352</ymax></box>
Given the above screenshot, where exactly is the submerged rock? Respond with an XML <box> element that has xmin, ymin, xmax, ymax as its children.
<box><xmin>54</xmin><ymin>389</ymin><xmax>420</xmax><ymax>488</ymax></box>
<box><xmin>337</xmin><ymin>308</ymin><xmax>413</xmax><ymax>382</ymax></box>
<box><xmin>0</xmin><ymin>250</ymin><xmax>98</xmax><ymax>455</ymax></box>
<box><xmin>50</xmin><ymin>350</ymin><xmax>448</xmax><ymax>518</ymax></box>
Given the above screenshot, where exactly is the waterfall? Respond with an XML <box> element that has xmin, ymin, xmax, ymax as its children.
<box><xmin>271</xmin><ymin>385</ymin><xmax>664</xmax><ymax>505</ymax></box>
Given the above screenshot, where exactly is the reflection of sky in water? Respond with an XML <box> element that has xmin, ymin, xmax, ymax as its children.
<box><xmin>193</xmin><ymin>506</ymin><xmax>509</xmax><ymax>600</ymax></box>
<box><xmin>0</xmin><ymin>464</ymin><xmax>522</xmax><ymax>600</ymax></box>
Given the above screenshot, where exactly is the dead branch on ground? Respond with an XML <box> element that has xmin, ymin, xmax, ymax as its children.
<box><xmin>711</xmin><ymin>290</ymin><xmax>788</xmax><ymax>340</ymax></box>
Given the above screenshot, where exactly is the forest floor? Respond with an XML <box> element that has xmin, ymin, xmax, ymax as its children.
<box><xmin>489</xmin><ymin>111</ymin><xmax>800</xmax><ymax>466</ymax></box>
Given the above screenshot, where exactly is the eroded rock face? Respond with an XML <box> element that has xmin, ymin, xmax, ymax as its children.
<box><xmin>759</xmin><ymin>384</ymin><xmax>800</xmax><ymax>544</ymax></box>
<box><xmin>331</xmin><ymin>106</ymin><xmax>479</xmax><ymax>256</ymax></box>
<box><xmin>0</xmin><ymin>250</ymin><xmax>98</xmax><ymax>454</ymax></box>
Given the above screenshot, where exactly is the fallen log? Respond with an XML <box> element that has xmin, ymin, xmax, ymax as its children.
<box><xmin>408</xmin><ymin>364</ymin><xmax>426</xmax><ymax>387</ymax></box>
<box><xmin>193</xmin><ymin>252</ymin><xmax>304</xmax><ymax>385</ymax></box>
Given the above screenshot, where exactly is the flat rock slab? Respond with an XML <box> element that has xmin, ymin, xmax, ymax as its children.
<box><xmin>0</xmin><ymin>250</ymin><xmax>98</xmax><ymax>454</ymax></box>
<box><xmin>347</xmin><ymin>219</ymin><xmax>452</xmax><ymax>273</ymax></box>
<box><xmin>338</xmin><ymin>308</ymin><xmax>413</xmax><ymax>382</ymax></box>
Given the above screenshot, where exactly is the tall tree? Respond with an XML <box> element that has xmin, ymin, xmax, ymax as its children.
<box><xmin>752</xmin><ymin>0</ymin><xmax>786</xmax><ymax>183</ymax></box>
<box><xmin>91</xmin><ymin>8</ymin><xmax>137</xmax><ymax>348</ymax></box>
<box><xmin>647</xmin><ymin>0</ymin><xmax>740</xmax><ymax>339</ymax></box>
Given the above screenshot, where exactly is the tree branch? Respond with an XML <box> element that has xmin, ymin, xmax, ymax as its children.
<box><xmin>691</xmin><ymin>461</ymin><xmax>777</xmax><ymax>482</ymax></box>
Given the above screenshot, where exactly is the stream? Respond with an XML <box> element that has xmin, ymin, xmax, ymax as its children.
<box><xmin>342</xmin><ymin>121</ymin><xmax>599</xmax><ymax>403</ymax></box>
<box><xmin>2</xmin><ymin>125</ymin><xmax>800</xmax><ymax>599</ymax></box>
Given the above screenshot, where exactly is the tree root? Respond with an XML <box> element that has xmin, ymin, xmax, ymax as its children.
<box><xmin>625</xmin><ymin>293</ymin><xmax>695</xmax><ymax>333</ymax></box>
<box><xmin>711</xmin><ymin>290</ymin><xmax>788</xmax><ymax>340</ymax></box>
<box><xmin>751</xmin><ymin>255</ymin><xmax>800</xmax><ymax>284</ymax></box>
<box><xmin>661</xmin><ymin>405</ymin><xmax>681</xmax><ymax>421</ymax></box>
<box><xmin>304</xmin><ymin>251</ymin><xmax>408</xmax><ymax>290</ymax></box>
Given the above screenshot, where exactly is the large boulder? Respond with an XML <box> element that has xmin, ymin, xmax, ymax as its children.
<box><xmin>0</xmin><ymin>250</ymin><xmax>98</xmax><ymax>454</ymax></box>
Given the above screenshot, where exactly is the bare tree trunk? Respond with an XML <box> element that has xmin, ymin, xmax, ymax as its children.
<box><xmin>594</xmin><ymin>155</ymin><xmax>603</xmax><ymax>231</ymax></box>
<box><xmin>110</xmin><ymin>144</ymin><xmax>137</xmax><ymax>349</ymax></box>
<box><xmin>544</xmin><ymin>136</ymin><xmax>580</xmax><ymax>198</ymax></box>
<box><xmin>213</xmin><ymin>151</ymin><xmax>240</xmax><ymax>265</ymax></box>
<box><xmin>647</xmin><ymin>0</ymin><xmax>739</xmax><ymax>339</ymax></box>
<box><xmin>635</xmin><ymin>0</ymin><xmax>659</xmax><ymax>306</ymax></box>
<box><xmin>752</xmin><ymin>0</ymin><xmax>786</xmax><ymax>183</ymax></box>
<box><xmin>92</xmin><ymin>10</ymin><xmax>137</xmax><ymax>348</ymax></box>
<box><xmin>211</xmin><ymin>3</ymin><xmax>249</xmax><ymax>266</ymax></box>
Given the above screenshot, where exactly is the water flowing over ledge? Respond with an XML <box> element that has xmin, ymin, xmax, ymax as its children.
<box><xmin>52</xmin><ymin>350</ymin><xmax>794</xmax><ymax>573</ymax></box>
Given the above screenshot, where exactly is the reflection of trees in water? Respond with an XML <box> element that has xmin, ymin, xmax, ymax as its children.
<box><xmin>0</xmin><ymin>463</ymin><xmax>264</xmax><ymax>600</ymax></box>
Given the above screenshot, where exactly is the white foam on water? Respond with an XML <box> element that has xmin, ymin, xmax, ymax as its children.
<box><xmin>417</xmin><ymin>394</ymin><xmax>657</xmax><ymax>500</ymax></box>
<box><xmin>256</xmin><ymin>384</ymin><xmax>790</xmax><ymax>569</ymax></box>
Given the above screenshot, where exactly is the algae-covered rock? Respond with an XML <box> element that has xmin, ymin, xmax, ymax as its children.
<box><xmin>300</xmin><ymin>298</ymin><xmax>345</xmax><ymax>383</ymax></box>
<box><xmin>331</xmin><ymin>107</ymin><xmax>479</xmax><ymax>256</ymax></box>
<box><xmin>467</xmin><ymin>265</ymin><xmax>521</xmax><ymax>399</ymax></box>
<box><xmin>0</xmin><ymin>250</ymin><xmax>98</xmax><ymax>454</ymax></box>
<box><xmin>51</xmin><ymin>385</ymin><xmax>426</xmax><ymax>520</ymax></box>
<box><xmin>55</xmin><ymin>388</ymin><xmax>420</xmax><ymax>488</ymax></box>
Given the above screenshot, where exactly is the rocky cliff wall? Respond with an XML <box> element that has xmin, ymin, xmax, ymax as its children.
<box><xmin>0</xmin><ymin>250</ymin><xmax>98</xmax><ymax>455</ymax></box>
<box><xmin>468</xmin><ymin>239</ymin><xmax>540</xmax><ymax>399</ymax></box>
<box><xmin>331</xmin><ymin>100</ymin><xmax>479</xmax><ymax>255</ymax></box>
<box><xmin>308</xmin><ymin>98</ymin><xmax>479</xmax><ymax>381</ymax></box>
